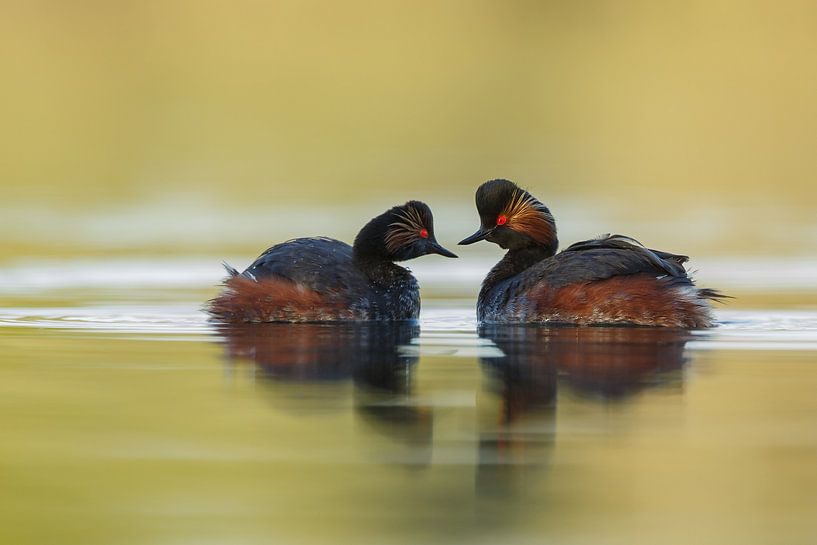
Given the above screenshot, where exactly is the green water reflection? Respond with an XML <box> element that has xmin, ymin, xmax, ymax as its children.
<box><xmin>2</xmin><ymin>320</ymin><xmax>816</xmax><ymax>545</ymax></box>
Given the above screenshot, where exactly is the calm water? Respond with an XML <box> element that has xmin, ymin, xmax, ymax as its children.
<box><xmin>2</xmin><ymin>259</ymin><xmax>817</xmax><ymax>545</ymax></box>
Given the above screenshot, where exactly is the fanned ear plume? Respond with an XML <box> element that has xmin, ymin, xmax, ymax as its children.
<box><xmin>501</xmin><ymin>189</ymin><xmax>556</xmax><ymax>247</ymax></box>
<box><xmin>385</xmin><ymin>205</ymin><xmax>428</xmax><ymax>253</ymax></box>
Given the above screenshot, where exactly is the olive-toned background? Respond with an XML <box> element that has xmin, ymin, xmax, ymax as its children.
<box><xmin>1</xmin><ymin>0</ymin><xmax>815</xmax><ymax>258</ymax></box>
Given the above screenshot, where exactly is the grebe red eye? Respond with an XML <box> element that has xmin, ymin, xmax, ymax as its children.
<box><xmin>496</xmin><ymin>215</ymin><xmax>507</xmax><ymax>226</ymax></box>
<box><xmin>419</xmin><ymin>228</ymin><xmax>429</xmax><ymax>239</ymax></box>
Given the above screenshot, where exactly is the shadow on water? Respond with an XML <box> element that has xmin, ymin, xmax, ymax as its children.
<box><xmin>475</xmin><ymin>325</ymin><xmax>692</xmax><ymax>502</ymax></box>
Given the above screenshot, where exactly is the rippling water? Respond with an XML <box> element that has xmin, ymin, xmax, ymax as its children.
<box><xmin>2</xmin><ymin>259</ymin><xmax>816</xmax><ymax>545</ymax></box>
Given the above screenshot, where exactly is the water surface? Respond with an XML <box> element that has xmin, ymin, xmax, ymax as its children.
<box><xmin>1</xmin><ymin>259</ymin><xmax>816</xmax><ymax>545</ymax></box>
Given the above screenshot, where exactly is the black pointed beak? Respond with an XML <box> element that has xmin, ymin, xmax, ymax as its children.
<box><xmin>458</xmin><ymin>228</ymin><xmax>491</xmax><ymax>245</ymax></box>
<box><xmin>428</xmin><ymin>241</ymin><xmax>458</xmax><ymax>258</ymax></box>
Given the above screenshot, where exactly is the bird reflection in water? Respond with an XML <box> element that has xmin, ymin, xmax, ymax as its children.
<box><xmin>215</xmin><ymin>322</ymin><xmax>693</xmax><ymax>500</ymax></box>
<box><xmin>216</xmin><ymin>322</ymin><xmax>432</xmax><ymax>464</ymax></box>
<box><xmin>476</xmin><ymin>325</ymin><xmax>692</xmax><ymax>499</ymax></box>
<box><xmin>482</xmin><ymin>325</ymin><xmax>693</xmax><ymax>403</ymax></box>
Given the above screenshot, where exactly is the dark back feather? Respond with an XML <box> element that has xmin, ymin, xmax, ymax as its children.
<box><xmin>561</xmin><ymin>234</ymin><xmax>688</xmax><ymax>278</ymax></box>
<box><xmin>240</xmin><ymin>237</ymin><xmax>367</xmax><ymax>292</ymax></box>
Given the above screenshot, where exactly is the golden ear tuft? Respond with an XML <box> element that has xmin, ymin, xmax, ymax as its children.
<box><xmin>385</xmin><ymin>206</ymin><xmax>426</xmax><ymax>253</ymax></box>
<box><xmin>501</xmin><ymin>190</ymin><xmax>555</xmax><ymax>246</ymax></box>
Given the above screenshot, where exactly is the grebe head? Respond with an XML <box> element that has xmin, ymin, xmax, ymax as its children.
<box><xmin>354</xmin><ymin>200</ymin><xmax>457</xmax><ymax>262</ymax></box>
<box><xmin>459</xmin><ymin>179</ymin><xmax>558</xmax><ymax>253</ymax></box>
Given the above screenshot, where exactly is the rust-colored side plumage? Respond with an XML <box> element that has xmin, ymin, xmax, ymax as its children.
<box><xmin>501</xmin><ymin>189</ymin><xmax>556</xmax><ymax>247</ymax></box>
<box><xmin>528</xmin><ymin>274</ymin><xmax>714</xmax><ymax>328</ymax></box>
<box><xmin>208</xmin><ymin>276</ymin><xmax>363</xmax><ymax>323</ymax></box>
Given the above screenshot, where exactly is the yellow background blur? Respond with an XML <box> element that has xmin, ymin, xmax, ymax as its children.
<box><xmin>1</xmin><ymin>0</ymin><xmax>816</xmax><ymax>257</ymax></box>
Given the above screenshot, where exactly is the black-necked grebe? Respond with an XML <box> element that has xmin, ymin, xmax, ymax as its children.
<box><xmin>209</xmin><ymin>201</ymin><xmax>456</xmax><ymax>323</ymax></box>
<box><xmin>459</xmin><ymin>179</ymin><xmax>725</xmax><ymax>328</ymax></box>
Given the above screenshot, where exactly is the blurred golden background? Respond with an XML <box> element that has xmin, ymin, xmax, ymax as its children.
<box><xmin>1</xmin><ymin>0</ymin><xmax>815</xmax><ymax>258</ymax></box>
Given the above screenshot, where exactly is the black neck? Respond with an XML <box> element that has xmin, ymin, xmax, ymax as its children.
<box><xmin>353</xmin><ymin>253</ymin><xmax>409</xmax><ymax>287</ymax></box>
<box><xmin>481</xmin><ymin>246</ymin><xmax>552</xmax><ymax>293</ymax></box>
<box><xmin>352</xmin><ymin>211</ymin><xmax>392</xmax><ymax>261</ymax></box>
<box><xmin>352</xmin><ymin>210</ymin><xmax>410</xmax><ymax>286</ymax></box>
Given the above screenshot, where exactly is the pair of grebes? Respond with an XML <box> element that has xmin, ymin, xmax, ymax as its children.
<box><xmin>209</xmin><ymin>179</ymin><xmax>725</xmax><ymax>328</ymax></box>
